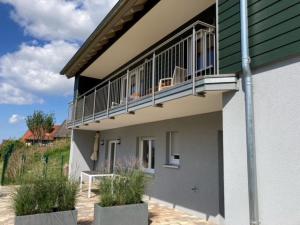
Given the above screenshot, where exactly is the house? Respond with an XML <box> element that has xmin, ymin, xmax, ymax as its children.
<box><xmin>22</xmin><ymin>125</ymin><xmax>61</xmax><ymax>145</ymax></box>
<box><xmin>60</xmin><ymin>1</ymin><xmax>300</xmax><ymax>225</ymax></box>
<box><xmin>54</xmin><ymin>120</ymin><xmax>71</xmax><ymax>140</ymax></box>
<box><xmin>22</xmin><ymin>120</ymin><xmax>70</xmax><ymax>145</ymax></box>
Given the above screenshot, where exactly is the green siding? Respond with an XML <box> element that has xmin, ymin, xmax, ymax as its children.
<box><xmin>218</xmin><ymin>0</ymin><xmax>300</xmax><ymax>74</ymax></box>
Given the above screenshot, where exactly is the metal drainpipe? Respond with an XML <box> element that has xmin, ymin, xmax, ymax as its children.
<box><xmin>240</xmin><ymin>0</ymin><xmax>260</xmax><ymax>225</ymax></box>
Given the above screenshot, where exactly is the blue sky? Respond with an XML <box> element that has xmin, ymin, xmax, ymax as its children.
<box><xmin>0</xmin><ymin>0</ymin><xmax>117</xmax><ymax>142</ymax></box>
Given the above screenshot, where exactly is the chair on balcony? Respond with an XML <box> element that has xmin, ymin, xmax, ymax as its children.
<box><xmin>158</xmin><ymin>66</ymin><xmax>187</xmax><ymax>91</ymax></box>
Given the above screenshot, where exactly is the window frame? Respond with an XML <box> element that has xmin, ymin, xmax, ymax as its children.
<box><xmin>139</xmin><ymin>137</ymin><xmax>155</xmax><ymax>174</ymax></box>
<box><xmin>167</xmin><ymin>131</ymin><xmax>180</xmax><ymax>166</ymax></box>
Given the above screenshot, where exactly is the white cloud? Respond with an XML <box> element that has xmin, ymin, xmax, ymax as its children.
<box><xmin>0</xmin><ymin>41</ymin><xmax>77</xmax><ymax>97</ymax></box>
<box><xmin>0</xmin><ymin>0</ymin><xmax>118</xmax><ymax>42</ymax></box>
<box><xmin>0</xmin><ymin>82</ymin><xmax>43</xmax><ymax>105</ymax></box>
<box><xmin>0</xmin><ymin>0</ymin><xmax>118</xmax><ymax>105</ymax></box>
<box><xmin>9</xmin><ymin>114</ymin><xmax>25</xmax><ymax>124</ymax></box>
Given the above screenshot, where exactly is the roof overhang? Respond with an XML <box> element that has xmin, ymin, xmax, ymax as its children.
<box><xmin>61</xmin><ymin>0</ymin><xmax>215</xmax><ymax>79</ymax></box>
<box><xmin>60</xmin><ymin>0</ymin><xmax>159</xmax><ymax>78</ymax></box>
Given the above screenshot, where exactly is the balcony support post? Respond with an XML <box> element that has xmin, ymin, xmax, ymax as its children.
<box><xmin>92</xmin><ymin>88</ymin><xmax>97</xmax><ymax>121</ymax></box>
<box><xmin>152</xmin><ymin>53</ymin><xmax>156</xmax><ymax>105</ymax></box>
<box><xmin>126</xmin><ymin>69</ymin><xmax>129</xmax><ymax>112</ymax></box>
<box><xmin>192</xmin><ymin>26</ymin><xmax>196</xmax><ymax>95</ymax></box>
<box><xmin>82</xmin><ymin>96</ymin><xmax>86</xmax><ymax>124</ymax></box>
<box><xmin>107</xmin><ymin>81</ymin><xmax>111</xmax><ymax>118</ymax></box>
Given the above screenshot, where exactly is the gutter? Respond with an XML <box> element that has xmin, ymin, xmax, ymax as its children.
<box><xmin>240</xmin><ymin>0</ymin><xmax>260</xmax><ymax>225</ymax></box>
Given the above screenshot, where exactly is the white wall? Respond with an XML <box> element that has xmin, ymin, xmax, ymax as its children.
<box><xmin>69</xmin><ymin>129</ymin><xmax>96</xmax><ymax>179</ymax></box>
<box><xmin>223</xmin><ymin>79</ymin><xmax>250</xmax><ymax>225</ymax></box>
<box><xmin>97</xmin><ymin>113</ymin><xmax>223</xmax><ymax>217</ymax></box>
<box><xmin>223</xmin><ymin>57</ymin><xmax>300</xmax><ymax>225</ymax></box>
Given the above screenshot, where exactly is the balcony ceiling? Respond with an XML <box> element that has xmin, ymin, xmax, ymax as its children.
<box><xmin>81</xmin><ymin>0</ymin><xmax>215</xmax><ymax>79</ymax></box>
<box><xmin>76</xmin><ymin>91</ymin><xmax>222</xmax><ymax>131</ymax></box>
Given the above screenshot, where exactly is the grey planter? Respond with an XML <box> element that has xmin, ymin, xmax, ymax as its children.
<box><xmin>15</xmin><ymin>209</ymin><xmax>77</xmax><ymax>225</ymax></box>
<box><xmin>94</xmin><ymin>203</ymin><xmax>148</xmax><ymax>225</ymax></box>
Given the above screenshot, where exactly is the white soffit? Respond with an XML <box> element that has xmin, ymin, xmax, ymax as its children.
<box><xmin>78</xmin><ymin>92</ymin><xmax>222</xmax><ymax>131</ymax></box>
<box><xmin>82</xmin><ymin>0</ymin><xmax>215</xmax><ymax>78</ymax></box>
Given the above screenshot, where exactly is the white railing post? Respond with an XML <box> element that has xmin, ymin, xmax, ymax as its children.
<box><xmin>107</xmin><ymin>81</ymin><xmax>111</xmax><ymax>118</ymax></box>
<box><xmin>126</xmin><ymin>69</ymin><xmax>129</xmax><ymax>112</ymax></box>
<box><xmin>152</xmin><ymin>53</ymin><xmax>156</xmax><ymax>105</ymax></box>
<box><xmin>82</xmin><ymin>96</ymin><xmax>86</xmax><ymax>124</ymax></box>
<box><xmin>93</xmin><ymin>88</ymin><xmax>97</xmax><ymax>120</ymax></box>
<box><xmin>192</xmin><ymin>26</ymin><xmax>196</xmax><ymax>95</ymax></box>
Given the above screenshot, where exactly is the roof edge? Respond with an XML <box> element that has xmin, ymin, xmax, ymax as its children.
<box><xmin>60</xmin><ymin>0</ymin><xmax>127</xmax><ymax>78</ymax></box>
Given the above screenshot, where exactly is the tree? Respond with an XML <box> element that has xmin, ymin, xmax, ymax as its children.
<box><xmin>26</xmin><ymin>111</ymin><xmax>55</xmax><ymax>145</ymax></box>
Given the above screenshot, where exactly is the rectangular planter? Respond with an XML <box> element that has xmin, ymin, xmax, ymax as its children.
<box><xmin>94</xmin><ymin>203</ymin><xmax>148</xmax><ymax>225</ymax></box>
<box><xmin>15</xmin><ymin>209</ymin><xmax>77</xmax><ymax>225</ymax></box>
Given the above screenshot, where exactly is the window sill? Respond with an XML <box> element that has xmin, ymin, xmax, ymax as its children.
<box><xmin>163</xmin><ymin>164</ymin><xmax>180</xmax><ymax>169</ymax></box>
<box><xmin>142</xmin><ymin>168</ymin><xmax>155</xmax><ymax>175</ymax></box>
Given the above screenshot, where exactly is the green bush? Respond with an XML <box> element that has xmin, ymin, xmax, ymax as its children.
<box><xmin>13</xmin><ymin>174</ymin><xmax>78</xmax><ymax>216</ymax></box>
<box><xmin>99</xmin><ymin>160</ymin><xmax>147</xmax><ymax>207</ymax></box>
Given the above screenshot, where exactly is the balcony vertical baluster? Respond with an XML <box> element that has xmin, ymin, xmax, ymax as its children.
<box><xmin>93</xmin><ymin>88</ymin><xmax>97</xmax><ymax>121</ymax></box>
<box><xmin>107</xmin><ymin>81</ymin><xmax>111</xmax><ymax>118</ymax></box>
<box><xmin>213</xmin><ymin>29</ymin><xmax>216</xmax><ymax>74</ymax></box>
<box><xmin>152</xmin><ymin>53</ymin><xmax>155</xmax><ymax>105</ymax></box>
<box><xmin>192</xmin><ymin>26</ymin><xmax>196</xmax><ymax>95</ymax></box>
<box><xmin>126</xmin><ymin>70</ymin><xmax>129</xmax><ymax>112</ymax></box>
<box><xmin>204</xmin><ymin>30</ymin><xmax>207</xmax><ymax>76</ymax></box>
<box><xmin>82</xmin><ymin>96</ymin><xmax>86</xmax><ymax>124</ymax></box>
<box><xmin>73</xmin><ymin>99</ymin><xmax>77</xmax><ymax>126</ymax></box>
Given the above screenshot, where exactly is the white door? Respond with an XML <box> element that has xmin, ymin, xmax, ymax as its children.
<box><xmin>108</xmin><ymin>141</ymin><xmax>117</xmax><ymax>173</ymax></box>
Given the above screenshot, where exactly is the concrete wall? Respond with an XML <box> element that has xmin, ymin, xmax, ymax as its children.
<box><xmin>69</xmin><ymin>129</ymin><xmax>96</xmax><ymax>179</ymax></box>
<box><xmin>70</xmin><ymin>112</ymin><xmax>223</xmax><ymax>218</ymax></box>
<box><xmin>223</xmin><ymin>57</ymin><xmax>300</xmax><ymax>225</ymax></box>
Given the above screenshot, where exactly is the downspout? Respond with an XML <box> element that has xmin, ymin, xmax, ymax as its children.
<box><xmin>240</xmin><ymin>0</ymin><xmax>260</xmax><ymax>225</ymax></box>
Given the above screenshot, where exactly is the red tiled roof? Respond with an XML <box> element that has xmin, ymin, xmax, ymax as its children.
<box><xmin>22</xmin><ymin>125</ymin><xmax>61</xmax><ymax>142</ymax></box>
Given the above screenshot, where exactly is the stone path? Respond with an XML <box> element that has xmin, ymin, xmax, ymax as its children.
<box><xmin>0</xmin><ymin>185</ymin><xmax>213</xmax><ymax>225</ymax></box>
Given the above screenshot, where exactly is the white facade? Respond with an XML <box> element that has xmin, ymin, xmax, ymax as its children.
<box><xmin>223</xmin><ymin>57</ymin><xmax>300</xmax><ymax>225</ymax></box>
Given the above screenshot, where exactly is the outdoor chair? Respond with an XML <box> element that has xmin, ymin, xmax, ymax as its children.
<box><xmin>158</xmin><ymin>66</ymin><xmax>187</xmax><ymax>91</ymax></box>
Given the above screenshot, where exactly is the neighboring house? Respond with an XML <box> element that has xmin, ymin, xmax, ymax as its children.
<box><xmin>54</xmin><ymin>120</ymin><xmax>71</xmax><ymax>140</ymax></box>
<box><xmin>22</xmin><ymin>125</ymin><xmax>61</xmax><ymax>145</ymax></box>
<box><xmin>22</xmin><ymin>121</ymin><xmax>70</xmax><ymax>145</ymax></box>
<box><xmin>60</xmin><ymin>1</ymin><xmax>300</xmax><ymax>225</ymax></box>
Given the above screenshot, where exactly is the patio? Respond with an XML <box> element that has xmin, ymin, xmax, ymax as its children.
<box><xmin>0</xmin><ymin>185</ymin><xmax>215</xmax><ymax>225</ymax></box>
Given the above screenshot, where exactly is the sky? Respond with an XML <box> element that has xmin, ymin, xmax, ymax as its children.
<box><xmin>0</xmin><ymin>0</ymin><xmax>118</xmax><ymax>142</ymax></box>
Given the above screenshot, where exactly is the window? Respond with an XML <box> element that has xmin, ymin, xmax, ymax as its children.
<box><xmin>166</xmin><ymin>131</ymin><xmax>180</xmax><ymax>166</ymax></box>
<box><xmin>140</xmin><ymin>138</ymin><xmax>155</xmax><ymax>173</ymax></box>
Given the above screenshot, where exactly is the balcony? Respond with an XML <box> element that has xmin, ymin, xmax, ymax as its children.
<box><xmin>67</xmin><ymin>20</ymin><xmax>237</xmax><ymax>128</ymax></box>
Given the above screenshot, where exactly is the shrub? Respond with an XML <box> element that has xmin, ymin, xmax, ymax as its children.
<box><xmin>99</xmin><ymin>159</ymin><xmax>147</xmax><ymax>207</ymax></box>
<box><xmin>13</xmin><ymin>174</ymin><xmax>78</xmax><ymax>216</ymax></box>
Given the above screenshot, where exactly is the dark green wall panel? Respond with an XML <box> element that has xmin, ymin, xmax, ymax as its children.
<box><xmin>218</xmin><ymin>0</ymin><xmax>300</xmax><ymax>73</ymax></box>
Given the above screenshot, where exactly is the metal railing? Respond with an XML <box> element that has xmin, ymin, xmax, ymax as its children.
<box><xmin>68</xmin><ymin>20</ymin><xmax>216</xmax><ymax>125</ymax></box>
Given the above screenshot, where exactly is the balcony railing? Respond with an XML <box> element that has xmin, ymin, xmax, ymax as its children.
<box><xmin>68</xmin><ymin>20</ymin><xmax>216</xmax><ymax>126</ymax></box>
